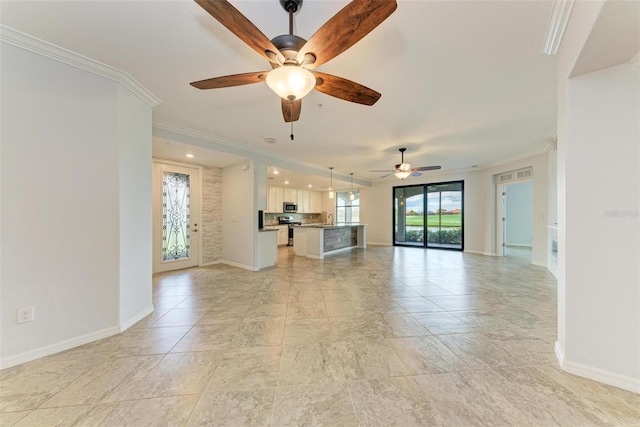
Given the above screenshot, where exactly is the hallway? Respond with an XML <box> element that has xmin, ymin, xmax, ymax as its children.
<box><xmin>1</xmin><ymin>247</ymin><xmax>638</xmax><ymax>426</ymax></box>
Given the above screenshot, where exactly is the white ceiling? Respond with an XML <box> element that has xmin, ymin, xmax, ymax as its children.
<box><xmin>1</xmin><ymin>0</ymin><xmax>558</xmax><ymax>187</ymax></box>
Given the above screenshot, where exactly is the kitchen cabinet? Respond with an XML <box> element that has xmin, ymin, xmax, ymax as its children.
<box><xmin>310</xmin><ymin>191</ymin><xmax>322</xmax><ymax>213</ymax></box>
<box><xmin>297</xmin><ymin>190</ymin><xmax>310</xmax><ymax>213</ymax></box>
<box><xmin>268</xmin><ymin>186</ymin><xmax>284</xmax><ymax>213</ymax></box>
<box><xmin>297</xmin><ymin>190</ymin><xmax>321</xmax><ymax>213</ymax></box>
<box><xmin>277</xmin><ymin>225</ymin><xmax>289</xmax><ymax>245</ymax></box>
<box><xmin>269</xmin><ymin>186</ymin><xmax>321</xmax><ymax>213</ymax></box>
<box><xmin>283</xmin><ymin>188</ymin><xmax>298</xmax><ymax>205</ymax></box>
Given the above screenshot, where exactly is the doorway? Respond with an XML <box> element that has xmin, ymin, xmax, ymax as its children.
<box><xmin>497</xmin><ymin>180</ymin><xmax>532</xmax><ymax>260</ymax></box>
<box><xmin>153</xmin><ymin>161</ymin><xmax>201</xmax><ymax>273</ymax></box>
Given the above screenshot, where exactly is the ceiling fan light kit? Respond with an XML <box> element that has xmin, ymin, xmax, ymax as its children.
<box><xmin>265</xmin><ymin>65</ymin><xmax>316</xmax><ymax>101</ymax></box>
<box><xmin>190</xmin><ymin>0</ymin><xmax>397</xmax><ymax>122</ymax></box>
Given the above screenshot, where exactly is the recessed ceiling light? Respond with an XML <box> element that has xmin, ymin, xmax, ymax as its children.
<box><xmin>185</xmin><ymin>154</ymin><xmax>194</xmax><ymax>158</ymax></box>
<box><xmin>308</xmin><ymin>184</ymin><xmax>312</xmax><ymax>188</ymax></box>
<box><xmin>264</xmin><ymin>137</ymin><xmax>276</xmax><ymax>144</ymax></box>
<box><xmin>284</xmin><ymin>181</ymin><xmax>289</xmax><ymax>185</ymax></box>
<box><xmin>273</xmin><ymin>170</ymin><xmax>279</xmax><ymax>175</ymax></box>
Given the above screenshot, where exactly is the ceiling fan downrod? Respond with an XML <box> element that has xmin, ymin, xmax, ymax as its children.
<box><xmin>280</xmin><ymin>0</ymin><xmax>302</xmax><ymax>35</ymax></box>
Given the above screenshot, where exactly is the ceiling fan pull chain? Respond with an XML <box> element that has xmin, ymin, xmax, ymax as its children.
<box><xmin>290</xmin><ymin>101</ymin><xmax>294</xmax><ymax>140</ymax></box>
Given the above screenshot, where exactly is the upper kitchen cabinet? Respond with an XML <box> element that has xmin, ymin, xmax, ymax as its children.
<box><xmin>268</xmin><ymin>186</ymin><xmax>284</xmax><ymax>213</ymax></box>
<box><xmin>283</xmin><ymin>188</ymin><xmax>298</xmax><ymax>204</ymax></box>
<box><xmin>268</xmin><ymin>186</ymin><xmax>323</xmax><ymax>213</ymax></box>
<box><xmin>297</xmin><ymin>190</ymin><xmax>310</xmax><ymax>213</ymax></box>
<box><xmin>310</xmin><ymin>191</ymin><xmax>322</xmax><ymax>213</ymax></box>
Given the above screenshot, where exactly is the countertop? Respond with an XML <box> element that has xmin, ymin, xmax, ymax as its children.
<box><xmin>294</xmin><ymin>223</ymin><xmax>366</xmax><ymax>229</ymax></box>
<box><xmin>258</xmin><ymin>228</ymin><xmax>278</xmax><ymax>232</ymax></box>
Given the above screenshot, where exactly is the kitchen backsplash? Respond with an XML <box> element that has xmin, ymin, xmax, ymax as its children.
<box><xmin>265</xmin><ymin>212</ymin><xmax>323</xmax><ymax>226</ymax></box>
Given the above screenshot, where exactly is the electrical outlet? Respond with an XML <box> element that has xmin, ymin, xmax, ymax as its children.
<box><xmin>17</xmin><ymin>306</ymin><xmax>34</xmax><ymax>323</ymax></box>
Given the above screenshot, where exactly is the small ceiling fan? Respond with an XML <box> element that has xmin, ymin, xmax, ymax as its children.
<box><xmin>190</xmin><ymin>0</ymin><xmax>397</xmax><ymax>123</ymax></box>
<box><xmin>370</xmin><ymin>148</ymin><xmax>442</xmax><ymax>179</ymax></box>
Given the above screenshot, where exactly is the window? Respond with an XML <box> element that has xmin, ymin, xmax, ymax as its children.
<box><xmin>336</xmin><ymin>190</ymin><xmax>359</xmax><ymax>223</ymax></box>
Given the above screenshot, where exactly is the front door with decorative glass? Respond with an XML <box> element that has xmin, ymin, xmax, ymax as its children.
<box><xmin>153</xmin><ymin>162</ymin><xmax>200</xmax><ymax>273</ymax></box>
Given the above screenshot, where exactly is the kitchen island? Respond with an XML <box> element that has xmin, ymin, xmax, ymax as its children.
<box><xmin>293</xmin><ymin>224</ymin><xmax>366</xmax><ymax>259</ymax></box>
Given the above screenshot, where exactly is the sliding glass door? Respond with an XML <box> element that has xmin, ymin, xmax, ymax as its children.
<box><xmin>426</xmin><ymin>182</ymin><xmax>463</xmax><ymax>249</ymax></box>
<box><xmin>394</xmin><ymin>181</ymin><xmax>463</xmax><ymax>250</ymax></box>
<box><xmin>394</xmin><ymin>186</ymin><xmax>425</xmax><ymax>246</ymax></box>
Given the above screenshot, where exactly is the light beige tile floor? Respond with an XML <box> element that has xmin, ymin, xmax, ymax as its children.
<box><xmin>1</xmin><ymin>246</ymin><xmax>639</xmax><ymax>426</ymax></box>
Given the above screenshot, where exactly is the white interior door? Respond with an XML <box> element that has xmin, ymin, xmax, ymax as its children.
<box><xmin>496</xmin><ymin>185</ymin><xmax>507</xmax><ymax>256</ymax></box>
<box><xmin>153</xmin><ymin>162</ymin><xmax>200</xmax><ymax>273</ymax></box>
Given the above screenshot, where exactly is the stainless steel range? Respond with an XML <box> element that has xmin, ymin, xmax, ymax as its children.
<box><xmin>278</xmin><ymin>216</ymin><xmax>302</xmax><ymax>246</ymax></box>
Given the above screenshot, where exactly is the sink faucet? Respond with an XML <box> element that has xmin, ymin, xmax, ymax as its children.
<box><xmin>327</xmin><ymin>214</ymin><xmax>334</xmax><ymax>225</ymax></box>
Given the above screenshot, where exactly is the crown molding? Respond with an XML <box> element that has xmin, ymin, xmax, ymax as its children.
<box><xmin>542</xmin><ymin>0</ymin><xmax>575</xmax><ymax>55</ymax></box>
<box><xmin>152</xmin><ymin>121</ymin><xmax>372</xmax><ymax>187</ymax></box>
<box><xmin>0</xmin><ymin>25</ymin><xmax>161</xmax><ymax>108</ymax></box>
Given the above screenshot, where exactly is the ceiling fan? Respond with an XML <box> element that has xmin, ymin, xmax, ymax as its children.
<box><xmin>190</xmin><ymin>0</ymin><xmax>397</xmax><ymax>123</ymax></box>
<box><xmin>370</xmin><ymin>148</ymin><xmax>442</xmax><ymax>179</ymax></box>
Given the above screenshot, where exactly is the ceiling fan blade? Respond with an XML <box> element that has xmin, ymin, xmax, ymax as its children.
<box><xmin>314</xmin><ymin>72</ymin><xmax>381</xmax><ymax>106</ymax></box>
<box><xmin>297</xmin><ymin>0</ymin><xmax>397</xmax><ymax>69</ymax></box>
<box><xmin>190</xmin><ymin>71</ymin><xmax>267</xmax><ymax>89</ymax></box>
<box><xmin>412</xmin><ymin>166</ymin><xmax>442</xmax><ymax>172</ymax></box>
<box><xmin>194</xmin><ymin>0</ymin><xmax>285</xmax><ymax>64</ymax></box>
<box><xmin>410</xmin><ymin>171</ymin><xmax>422</xmax><ymax>177</ymax></box>
<box><xmin>282</xmin><ymin>99</ymin><xmax>302</xmax><ymax>123</ymax></box>
<box><xmin>379</xmin><ymin>172</ymin><xmax>395</xmax><ymax>178</ymax></box>
<box><xmin>369</xmin><ymin>169</ymin><xmax>394</xmax><ymax>172</ymax></box>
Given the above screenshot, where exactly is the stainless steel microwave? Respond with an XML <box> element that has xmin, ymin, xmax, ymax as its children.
<box><xmin>283</xmin><ymin>202</ymin><xmax>297</xmax><ymax>213</ymax></box>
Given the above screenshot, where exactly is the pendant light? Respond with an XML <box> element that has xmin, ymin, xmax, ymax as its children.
<box><xmin>349</xmin><ymin>173</ymin><xmax>355</xmax><ymax>201</ymax></box>
<box><xmin>329</xmin><ymin>167</ymin><xmax>334</xmax><ymax>199</ymax></box>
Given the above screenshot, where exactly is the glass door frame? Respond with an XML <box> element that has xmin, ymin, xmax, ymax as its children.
<box><xmin>392</xmin><ymin>180</ymin><xmax>464</xmax><ymax>251</ymax></box>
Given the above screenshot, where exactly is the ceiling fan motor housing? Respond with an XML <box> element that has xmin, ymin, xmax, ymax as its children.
<box><xmin>271</xmin><ymin>34</ymin><xmax>307</xmax><ymax>63</ymax></box>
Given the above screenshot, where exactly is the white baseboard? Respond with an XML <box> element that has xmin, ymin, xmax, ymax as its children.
<box><xmin>221</xmin><ymin>260</ymin><xmax>255</xmax><ymax>271</ymax></box>
<box><xmin>555</xmin><ymin>341</ymin><xmax>565</xmax><ymax>366</ymax></box>
<box><xmin>555</xmin><ymin>341</ymin><xmax>640</xmax><ymax>393</ymax></box>
<box><xmin>0</xmin><ymin>325</ymin><xmax>120</xmax><ymax>370</ymax></box>
<box><xmin>200</xmin><ymin>260</ymin><xmax>223</xmax><ymax>267</ymax></box>
<box><xmin>366</xmin><ymin>242</ymin><xmax>392</xmax><ymax>246</ymax></box>
<box><xmin>1</xmin><ymin>305</ymin><xmax>155</xmax><ymax>370</ymax></box>
<box><xmin>464</xmin><ymin>250</ymin><xmax>496</xmax><ymax>256</ymax></box>
<box><xmin>120</xmin><ymin>304</ymin><xmax>154</xmax><ymax>332</ymax></box>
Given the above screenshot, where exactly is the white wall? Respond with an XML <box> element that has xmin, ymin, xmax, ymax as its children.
<box><xmin>361</xmin><ymin>153</ymin><xmax>548</xmax><ymax>265</ymax></box>
<box><xmin>222</xmin><ymin>161</ymin><xmax>256</xmax><ymax>270</ymax></box>
<box><xmin>556</xmin><ymin>0</ymin><xmax>640</xmax><ymax>392</ymax></box>
<box><xmin>555</xmin><ymin>0</ymin><xmax>605</xmax><ymax>369</ymax></box>
<box><xmin>564</xmin><ymin>62</ymin><xmax>639</xmax><ymax>389</ymax></box>
<box><xmin>1</xmin><ymin>37</ymin><xmax>155</xmax><ymax>367</ymax></box>
<box><xmin>117</xmin><ymin>86</ymin><xmax>153</xmax><ymax>327</ymax></box>
<box><xmin>505</xmin><ymin>181</ymin><xmax>533</xmax><ymax>246</ymax></box>
<box><xmin>547</xmin><ymin>147</ymin><xmax>558</xmax><ymax>226</ymax></box>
